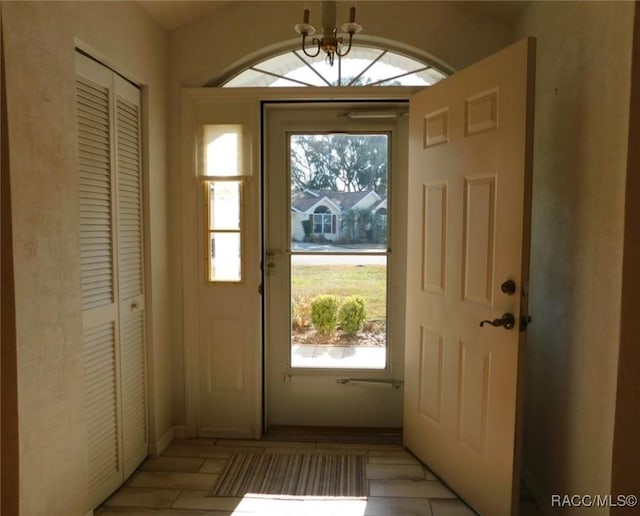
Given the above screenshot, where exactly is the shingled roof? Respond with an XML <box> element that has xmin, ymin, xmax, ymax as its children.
<box><xmin>291</xmin><ymin>189</ymin><xmax>384</xmax><ymax>212</ymax></box>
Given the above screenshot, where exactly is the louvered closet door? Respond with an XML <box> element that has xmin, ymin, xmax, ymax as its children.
<box><xmin>114</xmin><ymin>75</ymin><xmax>148</xmax><ymax>478</ymax></box>
<box><xmin>76</xmin><ymin>53</ymin><xmax>123</xmax><ymax>508</ymax></box>
<box><xmin>76</xmin><ymin>52</ymin><xmax>148</xmax><ymax>509</ymax></box>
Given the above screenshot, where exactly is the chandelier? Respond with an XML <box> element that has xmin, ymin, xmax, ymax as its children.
<box><xmin>294</xmin><ymin>2</ymin><xmax>363</xmax><ymax>66</ymax></box>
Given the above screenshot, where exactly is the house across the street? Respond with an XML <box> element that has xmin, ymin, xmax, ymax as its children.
<box><xmin>291</xmin><ymin>188</ymin><xmax>387</xmax><ymax>243</ymax></box>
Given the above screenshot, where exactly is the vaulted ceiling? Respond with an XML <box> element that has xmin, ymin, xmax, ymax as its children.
<box><xmin>138</xmin><ymin>1</ymin><xmax>528</xmax><ymax>32</ymax></box>
<box><xmin>138</xmin><ymin>1</ymin><xmax>229</xmax><ymax>30</ymax></box>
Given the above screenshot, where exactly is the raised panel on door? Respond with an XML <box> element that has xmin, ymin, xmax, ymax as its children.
<box><xmin>456</xmin><ymin>340</ymin><xmax>491</xmax><ymax>455</ymax></box>
<box><xmin>197</xmin><ymin>314</ymin><xmax>253</xmax><ymax>435</ymax></box>
<box><xmin>462</xmin><ymin>176</ymin><xmax>496</xmax><ymax>306</ymax></box>
<box><xmin>421</xmin><ymin>183</ymin><xmax>447</xmax><ymax>294</ymax></box>
<box><xmin>418</xmin><ymin>328</ymin><xmax>444</xmax><ymax>425</ymax></box>
<box><xmin>404</xmin><ymin>38</ymin><xmax>534</xmax><ymax>515</ymax></box>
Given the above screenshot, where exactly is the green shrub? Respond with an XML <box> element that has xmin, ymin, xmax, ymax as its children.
<box><xmin>338</xmin><ymin>296</ymin><xmax>367</xmax><ymax>335</ymax></box>
<box><xmin>301</xmin><ymin>219</ymin><xmax>312</xmax><ymax>242</ymax></box>
<box><xmin>310</xmin><ymin>294</ymin><xmax>339</xmax><ymax>334</ymax></box>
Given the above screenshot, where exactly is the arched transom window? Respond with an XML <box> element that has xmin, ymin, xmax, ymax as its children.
<box><xmin>220</xmin><ymin>45</ymin><xmax>448</xmax><ymax>88</ymax></box>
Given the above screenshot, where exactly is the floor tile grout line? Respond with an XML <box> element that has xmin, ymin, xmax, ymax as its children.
<box><xmin>103</xmin><ymin>438</ymin><xmax>492</xmax><ymax>516</ymax></box>
<box><xmin>170</xmin><ymin>488</ymin><xmax>184</xmax><ymax>509</ymax></box>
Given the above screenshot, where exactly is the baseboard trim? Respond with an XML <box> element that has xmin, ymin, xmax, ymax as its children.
<box><xmin>265</xmin><ymin>425</ymin><xmax>403</xmax><ymax>444</ymax></box>
<box><xmin>522</xmin><ymin>465</ymin><xmax>555</xmax><ymax>516</ymax></box>
<box><xmin>171</xmin><ymin>425</ymin><xmax>254</xmax><ymax>440</ymax></box>
<box><xmin>198</xmin><ymin>427</ymin><xmax>257</xmax><ymax>439</ymax></box>
<box><xmin>149</xmin><ymin>426</ymin><xmax>175</xmax><ymax>457</ymax></box>
<box><xmin>173</xmin><ymin>425</ymin><xmax>190</xmax><ymax>439</ymax></box>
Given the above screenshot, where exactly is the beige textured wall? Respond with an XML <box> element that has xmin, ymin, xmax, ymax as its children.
<box><xmin>2</xmin><ymin>1</ymin><xmax>170</xmax><ymax>512</ymax></box>
<box><xmin>170</xmin><ymin>1</ymin><xmax>514</xmax><ymax>86</ymax></box>
<box><xmin>3</xmin><ymin>0</ymin><xmax>632</xmax><ymax>511</ymax></box>
<box><xmin>167</xmin><ymin>0</ymin><xmax>515</xmax><ymax>427</ymax></box>
<box><xmin>516</xmin><ymin>1</ymin><xmax>633</xmax><ymax>511</ymax></box>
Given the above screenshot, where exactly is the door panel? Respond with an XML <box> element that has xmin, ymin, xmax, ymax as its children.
<box><xmin>77</xmin><ymin>52</ymin><xmax>148</xmax><ymax>509</ymax></box>
<box><xmin>76</xmin><ymin>58</ymin><xmax>123</xmax><ymax>507</ymax></box>
<box><xmin>463</xmin><ymin>176</ymin><xmax>495</xmax><ymax>305</ymax></box>
<box><xmin>181</xmin><ymin>89</ymin><xmax>415</xmax><ymax>439</ymax></box>
<box><xmin>115</xmin><ymin>75</ymin><xmax>148</xmax><ymax>479</ymax></box>
<box><xmin>265</xmin><ymin>104</ymin><xmax>407</xmax><ymax>429</ymax></box>
<box><xmin>180</xmin><ymin>95</ymin><xmax>262</xmax><ymax>438</ymax></box>
<box><xmin>404</xmin><ymin>38</ymin><xmax>534</xmax><ymax>515</ymax></box>
<box><xmin>422</xmin><ymin>183</ymin><xmax>447</xmax><ymax>293</ymax></box>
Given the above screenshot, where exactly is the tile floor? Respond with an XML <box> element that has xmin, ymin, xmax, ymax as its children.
<box><xmin>97</xmin><ymin>438</ymin><xmax>542</xmax><ymax>515</ymax></box>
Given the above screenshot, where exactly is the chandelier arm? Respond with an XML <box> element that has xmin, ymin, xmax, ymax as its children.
<box><xmin>335</xmin><ymin>33</ymin><xmax>355</xmax><ymax>58</ymax></box>
<box><xmin>300</xmin><ymin>33</ymin><xmax>322</xmax><ymax>59</ymax></box>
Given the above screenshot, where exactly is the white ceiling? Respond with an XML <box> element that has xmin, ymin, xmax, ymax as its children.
<box><xmin>138</xmin><ymin>1</ymin><xmax>529</xmax><ymax>32</ymax></box>
<box><xmin>462</xmin><ymin>1</ymin><xmax>530</xmax><ymax>24</ymax></box>
<box><xmin>138</xmin><ymin>1</ymin><xmax>229</xmax><ymax>31</ymax></box>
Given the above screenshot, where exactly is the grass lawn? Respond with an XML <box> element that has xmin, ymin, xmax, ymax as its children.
<box><xmin>291</xmin><ymin>264</ymin><xmax>387</xmax><ymax>321</ymax></box>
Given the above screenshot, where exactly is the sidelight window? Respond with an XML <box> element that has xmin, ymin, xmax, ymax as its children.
<box><xmin>200</xmin><ymin>124</ymin><xmax>246</xmax><ymax>282</ymax></box>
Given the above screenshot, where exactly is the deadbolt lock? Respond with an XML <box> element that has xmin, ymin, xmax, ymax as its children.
<box><xmin>501</xmin><ymin>279</ymin><xmax>517</xmax><ymax>295</ymax></box>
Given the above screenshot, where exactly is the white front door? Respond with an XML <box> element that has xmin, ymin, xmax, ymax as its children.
<box><xmin>180</xmin><ymin>94</ymin><xmax>263</xmax><ymax>438</ymax></box>
<box><xmin>264</xmin><ymin>103</ymin><xmax>409</xmax><ymax>429</ymax></box>
<box><xmin>404</xmin><ymin>38</ymin><xmax>535</xmax><ymax>515</ymax></box>
<box><xmin>181</xmin><ymin>88</ymin><xmax>419</xmax><ymax>440</ymax></box>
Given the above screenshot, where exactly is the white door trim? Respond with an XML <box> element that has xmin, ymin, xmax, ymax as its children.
<box><xmin>263</xmin><ymin>103</ymin><xmax>408</xmax><ymax>428</ymax></box>
<box><xmin>180</xmin><ymin>87</ymin><xmax>420</xmax><ymax>437</ymax></box>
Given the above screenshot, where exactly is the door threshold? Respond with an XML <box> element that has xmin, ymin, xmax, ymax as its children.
<box><xmin>264</xmin><ymin>425</ymin><xmax>402</xmax><ymax>445</ymax></box>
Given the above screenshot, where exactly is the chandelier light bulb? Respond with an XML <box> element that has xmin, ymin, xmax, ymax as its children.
<box><xmin>294</xmin><ymin>1</ymin><xmax>363</xmax><ymax>66</ymax></box>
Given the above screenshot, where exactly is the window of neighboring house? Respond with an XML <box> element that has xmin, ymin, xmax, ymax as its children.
<box><xmin>375</xmin><ymin>208</ymin><xmax>388</xmax><ymax>243</ymax></box>
<box><xmin>376</xmin><ymin>207</ymin><xmax>387</xmax><ymax>226</ymax></box>
<box><xmin>217</xmin><ymin>45</ymin><xmax>447</xmax><ymax>88</ymax></box>
<box><xmin>312</xmin><ymin>206</ymin><xmax>333</xmax><ymax>234</ymax></box>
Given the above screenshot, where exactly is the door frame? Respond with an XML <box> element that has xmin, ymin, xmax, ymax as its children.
<box><xmin>181</xmin><ymin>87</ymin><xmax>421</xmax><ymax>438</ymax></box>
<box><xmin>262</xmin><ymin>102</ymin><xmax>409</xmax><ymax>430</ymax></box>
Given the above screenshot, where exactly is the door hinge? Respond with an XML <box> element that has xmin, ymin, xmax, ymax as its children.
<box><xmin>520</xmin><ymin>315</ymin><xmax>532</xmax><ymax>332</ymax></box>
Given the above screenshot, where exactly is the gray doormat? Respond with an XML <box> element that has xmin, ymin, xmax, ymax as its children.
<box><xmin>211</xmin><ymin>452</ymin><xmax>368</xmax><ymax>498</ymax></box>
